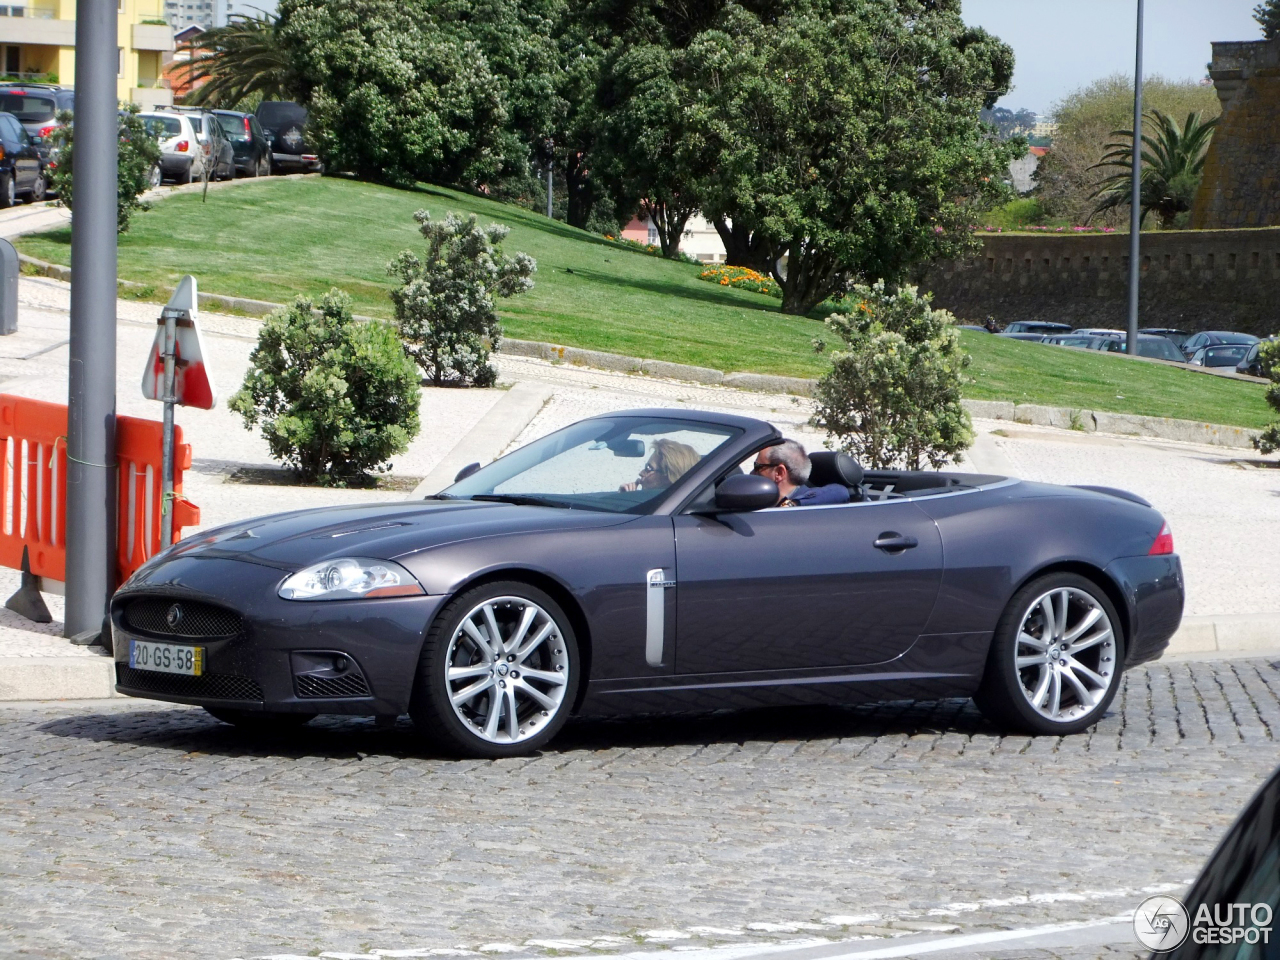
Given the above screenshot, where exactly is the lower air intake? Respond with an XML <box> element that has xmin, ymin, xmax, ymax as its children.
<box><xmin>116</xmin><ymin>665</ymin><xmax>263</xmax><ymax>701</ymax></box>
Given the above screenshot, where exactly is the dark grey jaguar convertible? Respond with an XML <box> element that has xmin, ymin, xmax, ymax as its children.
<box><xmin>112</xmin><ymin>409</ymin><xmax>1184</xmax><ymax>757</ymax></box>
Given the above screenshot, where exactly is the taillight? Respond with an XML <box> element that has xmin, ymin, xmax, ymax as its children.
<box><xmin>244</xmin><ymin>116</ymin><xmax>251</xmax><ymax>135</ymax></box>
<box><xmin>1149</xmin><ymin>522</ymin><xmax>1174</xmax><ymax>555</ymax></box>
<box><xmin>175</xmin><ymin>139</ymin><xmax>189</xmax><ymax>152</ymax></box>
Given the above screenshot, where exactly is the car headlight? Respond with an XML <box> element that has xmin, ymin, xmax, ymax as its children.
<box><xmin>278</xmin><ymin>557</ymin><xmax>425</xmax><ymax>601</ymax></box>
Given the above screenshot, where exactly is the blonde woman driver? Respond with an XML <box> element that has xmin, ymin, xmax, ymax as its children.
<box><xmin>619</xmin><ymin>438</ymin><xmax>701</xmax><ymax>493</ymax></box>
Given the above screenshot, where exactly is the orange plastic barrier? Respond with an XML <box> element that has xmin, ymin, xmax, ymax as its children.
<box><xmin>0</xmin><ymin>394</ymin><xmax>200</xmax><ymax>588</ymax></box>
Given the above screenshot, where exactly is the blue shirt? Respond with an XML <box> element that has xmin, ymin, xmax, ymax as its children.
<box><xmin>784</xmin><ymin>483</ymin><xmax>851</xmax><ymax>507</ymax></box>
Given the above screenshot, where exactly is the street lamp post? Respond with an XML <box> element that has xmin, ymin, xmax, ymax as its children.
<box><xmin>64</xmin><ymin>0</ymin><xmax>119</xmax><ymax>642</ymax></box>
<box><xmin>1126</xmin><ymin>0</ymin><xmax>1144</xmax><ymax>355</ymax></box>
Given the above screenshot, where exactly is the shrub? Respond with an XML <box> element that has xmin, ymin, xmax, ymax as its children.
<box><xmin>49</xmin><ymin>105</ymin><xmax>161</xmax><ymax>233</ymax></box>
<box><xmin>696</xmin><ymin>265</ymin><xmax>782</xmax><ymax>299</ymax></box>
<box><xmin>1252</xmin><ymin>339</ymin><xmax>1280</xmax><ymax>454</ymax></box>
<box><xmin>811</xmin><ymin>282</ymin><xmax>973</xmax><ymax>470</ymax></box>
<box><xmin>230</xmin><ymin>290</ymin><xmax>421</xmax><ymax>484</ymax></box>
<box><xmin>388</xmin><ymin>210</ymin><xmax>535</xmax><ymax>387</ymax></box>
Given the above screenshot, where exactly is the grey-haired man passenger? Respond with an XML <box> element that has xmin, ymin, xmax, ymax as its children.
<box><xmin>751</xmin><ymin>440</ymin><xmax>850</xmax><ymax>508</ymax></box>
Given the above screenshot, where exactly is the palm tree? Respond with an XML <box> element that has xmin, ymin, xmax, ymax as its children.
<box><xmin>181</xmin><ymin>12</ymin><xmax>297</xmax><ymax>108</ymax></box>
<box><xmin>1088</xmin><ymin>109</ymin><xmax>1217</xmax><ymax>228</ymax></box>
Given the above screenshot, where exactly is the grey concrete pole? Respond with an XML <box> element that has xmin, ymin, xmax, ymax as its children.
<box><xmin>1126</xmin><ymin>0</ymin><xmax>1144</xmax><ymax>355</ymax></box>
<box><xmin>65</xmin><ymin>0</ymin><xmax>118</xmax><ymax>640</ymax></box>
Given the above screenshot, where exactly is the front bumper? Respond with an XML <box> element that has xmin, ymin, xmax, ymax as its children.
<box><xmin>111</xmin><ymin>556</ymin><xmax>445</xmax><ymax>716</ymax></box>
<box><xmin>1106</xmin><ymin>554</ymin><xmax>1185</xmax><ymax>666</ymax></box>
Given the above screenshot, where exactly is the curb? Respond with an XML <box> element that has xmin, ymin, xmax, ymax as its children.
<box><xmin>13</xmin><ymin>258</ymin><xmax>1266</xmax><ymax>451</ymax></box>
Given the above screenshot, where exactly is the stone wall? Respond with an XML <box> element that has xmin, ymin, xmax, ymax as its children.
<box><xmin>918</xmin><ymin>228</ymin><xmax>1280</xmax><ymax>335</ymax></box>
<box><xmin>1191</xmin><ymin>39</ymin><xmax>1280</xmax><ymax>229</ymax></box>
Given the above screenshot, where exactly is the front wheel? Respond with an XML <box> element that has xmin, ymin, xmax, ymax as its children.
<box><xmin>411</xmin><ymin>581</ymin><xmax>580</xmax><ymax>758</ymax></box>
<box><xmin>973</xmin><ymin>573</ymin><xmax>1124</xmax><ymax>735</ymax></box>
<box><xmin>204</xmin><ymin>707</ymin><xmax>316</xmax><ymax>729</ymax></box>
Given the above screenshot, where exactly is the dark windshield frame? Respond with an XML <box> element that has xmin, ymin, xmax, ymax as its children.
<box><xmin>0</xmin><ymin>93</ymin><xmax>56</xmax><ymax>123</ymax></box>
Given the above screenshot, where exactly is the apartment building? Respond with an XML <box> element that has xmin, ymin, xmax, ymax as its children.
<box><xmin>0</xmin><ymin>0</ymin><xmax>175</xmax><ymax>106</ymax></box>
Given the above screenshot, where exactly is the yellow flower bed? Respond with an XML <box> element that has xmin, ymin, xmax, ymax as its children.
<box><xmin>697</xmin><ymin>265</ymin><xmax>782</xmax><ymax>298</ymax></box>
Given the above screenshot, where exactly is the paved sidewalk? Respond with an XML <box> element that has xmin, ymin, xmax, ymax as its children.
<box><xmin>0</xmin><ymin>274</ymin><xmax>1276</xmax><ymax>696</ymax></box>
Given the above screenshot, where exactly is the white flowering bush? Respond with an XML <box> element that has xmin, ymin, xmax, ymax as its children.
<box><xmin>388</xmin><ymin>211</ymin><xmax>536</xmax><ymax>387</ymax></box>
<box><xmin>230</xmin><ymin>290</ymin><xmax>420</xmax><ymax>484</ymax></box>
<box><xmin>811</xmin><ymin>282</ymin><xmax>973</xmax><ymax>470</ymax></box>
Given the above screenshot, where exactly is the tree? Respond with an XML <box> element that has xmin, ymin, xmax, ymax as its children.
<box><xmin>687</xmin><ymin>2</ymin><xmax>1019</xmax><ymax>314</ymax></box>
<box><xmin>388</xmin><ymin>210</ymin><xmax>536</xmax><ymax>387</ymax></box>
<box><xmin>276</xmin><ymin>0</ymin><xmax>511</xmax><ymax>187</ymax></box>
<box><xmin>1033</xmin><ymin>74</ymin><xmax>1220</xmax><ymax>225</ymax></box>
<box><xmin>230</xmin><ymin>290</ymin><xmax>421</xmax><ymax>484</ymax></box>
<box><xmin>811</xmin><ymin>282</ymin><xmax>972</xmax><ymax>470</ymax></box>
<box><xmin>980</xmin><ymin>106</ymin><xmax>1037</xmax><ymax>140</ymax></box>
<box><xmin>1088</xmin><ymin>109</ymin><xmax>1217</xmax><ymax>228</ymax></box>
<box><xmin>181</xmin><ymin>12</ymin><xmax>297</xmax><ymax>108</ymax></box>
<box><xmin>1253</xmin><ymin>340</ymin><xmax>1280</xmax><ymax>455</ymax></box>
<box><xmin>50</xmin><ymin>105</ymin><xmax>162</xmax><ymax>233</ymax></box>
<box><xmin>1257</xmin><ymin>0</ymin><xmax>1280</xmax><ymax>39</ymax></box>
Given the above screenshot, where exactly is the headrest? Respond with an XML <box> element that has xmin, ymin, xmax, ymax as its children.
<box><xmin>808</xmin><ymin>450</ymin><xmax>864</xmax><ymax>488</ymax></box>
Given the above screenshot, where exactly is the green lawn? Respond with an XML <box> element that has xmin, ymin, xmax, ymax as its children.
<box><xmin>17</xmin><ymin>176</ymin><xmax>1274</xmax><ymax>429</ymax></box>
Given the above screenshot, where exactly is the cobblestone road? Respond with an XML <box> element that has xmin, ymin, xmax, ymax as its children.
<box><xmin>3</xmin><ymin>658</ymin><xmax>1280</xmax><ymax>960</ymax></box>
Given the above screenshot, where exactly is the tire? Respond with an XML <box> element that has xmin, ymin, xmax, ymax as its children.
<box><xmin>148</xmin><ymin>164</ymin><xmax>161</xmax><ymax>189</ymax></box>
<box><xmin>257</xmin><ymin>154</ymin><xmax>270</xmax><ymax>177</ymax></box>
<box><xmin>179</xmin><ymin>163</ymin><xmax>193</xmax><ymax>185</ymax></box>
<box><xmin>28</xmin><ymin>173</ymin><xmax>46</xmax><ymax>202</ymax></box>
<box><xmin>410</xmin><ymin>580</ymin><xmax>580</xmax><ymax>758</ymax></box>
<box><xmin>0</xmin><ymin>172</ymin><xmax>14</xmax><ymax>209</ymax></box>
<box><xmin>204</xmin><ymin>706</ymin><xmax>316</xmax><ymax>729</ymax></box>
<box><xmin>973</xmin><ymin>572</ymin><xmax>1125</xmax><ymax>736</ymax></box>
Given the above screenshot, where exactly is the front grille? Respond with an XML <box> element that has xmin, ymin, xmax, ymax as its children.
<box><xmin>116</xmin><ymin>664</ymin><xmax>263</xmax><ymax>701</ymax></box>
<box><xmin>124</xmin><ymin>598</ymin><xmax>243</xmax><ymax>638</ymax></box>
<box><xmin>295</xmin><ymin>673</ymin><xmax>370</xmax><ymax>699</ymax></box>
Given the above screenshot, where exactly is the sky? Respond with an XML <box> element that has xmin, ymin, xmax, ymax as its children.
<box><xmin>962</xmin><ymin>0</ymin><xmax>1265</xmax><ymax>117</ymax></box>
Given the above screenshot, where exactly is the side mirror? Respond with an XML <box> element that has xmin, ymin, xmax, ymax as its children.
<box><xmin>454</xmin><ymin>462</ymin><xmax>481</xmax><ymax>483</ymax></box>
<box><xmin>714</xmin><ymin>473</ymin><xmax>778</xmax><ymax>512</ymax></box>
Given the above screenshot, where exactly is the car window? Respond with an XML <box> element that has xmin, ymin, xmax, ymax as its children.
<box><xmin>256</xmin><ymin>101</ymin><xmax>307</xmax><ymax>129</ymax></box>
<box><xmin>443</xmin><ymin>416</ymin><xmax>743</xmax><ymax>514</ymax></box>
<box><xmin>188</xmin><ymin>115</ymin><xmax>204</xmax><ymax>135</ymax></box>
<box><xmin>1138</xmin><ymin>340</ymin><xmax>1184</xmax><ymax>361</ymax></box>
<box><xmin>250</xmin><ymin>116</ymin><xmax>263</xmax><ymax>138</ymax></box>
<box><xmin>1205</xmin><ymin>346</ymin><xmax>1249</xmax><ymax>363</ymax></box>
<box><xmin>142</xmin><ymin>116</ymin><xmax>181</xmax><ymax>138</ymax></box>
<box><xmin>0</xmin><ymin>93</ymin><xmax>56</xmax><ymax>123</ymax></box>
<box><xmin>215</xmin><ymin>113</ymin><xmax>249</xmax><ymax>140</ymax></box>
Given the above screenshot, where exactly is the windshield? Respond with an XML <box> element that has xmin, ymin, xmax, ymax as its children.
<box><xmin>441</xmin><ymin>416</ymin><xmax>742</xmax><ymax>514</ymax></box>
<box><xmin>216</xmin><ymin>113</ymin><xmax>249</xmax><ymax>140</ymax></box>
<box><xmin>1137</xmin><ymin>339</ymin><xmax>1184</xmax><ymax>361</ymax></box>
<box><xmin>0</xmin><ymin>92</ymin><xmax>56</xmax><ymax>123</ymax></box>
<box><xmin>256</xmin><ymin>101</ymin><xmax>307</xmax><ymax>129</ymax></box>
<box><xmin>142</xmin><ymin>116</ymin><xmax>181</xmax><ymax>138</ymax></box>
<box><xmin>1203</xmin><ymin>345</ymin><xmax>1249</xmax><ymax>364</ymax></box>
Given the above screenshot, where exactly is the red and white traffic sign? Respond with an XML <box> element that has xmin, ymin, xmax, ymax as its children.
<box><xmin>141</xmin><ymin>275</ymin><xmax>217</xmax><ymax>409</ymax></box>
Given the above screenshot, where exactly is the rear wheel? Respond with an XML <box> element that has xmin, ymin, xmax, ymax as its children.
<box><xmin>973</xmin><ymin>573</ymin><xmax>1124</xmax><ymax>735</ymax></box>
<box><xmin>204</xmin><ymin>707</ymin><xmax>316</xmax><ymax>729</ymax></box>
<box><xmin>257</xmin><ymin>154</ymin><xmax>270</xmax><ymax>177</ymax></box>
<box><xmin>147</xmin><ymin>164</ymin><xmax>161</xmax><ymax>189</ymax></box>
<box><xmin>28</xmin><ymin>172</ymin><xmax>46</xmax><ymax>201</ymax></box>
<box><xmin>410</xmin><ymin>581</ymin><xmax>579</xmax><ymax>758</ymax></box>
<box><xmin>0</xmin><ymin>172</ymin><xmax>14</xmax><ymax>209</ymax></box>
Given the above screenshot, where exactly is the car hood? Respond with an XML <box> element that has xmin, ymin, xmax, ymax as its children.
<box><xmin>143</xmin><ymin>499</ymin><xmax>635</xmax><ymax>573</ymax></box>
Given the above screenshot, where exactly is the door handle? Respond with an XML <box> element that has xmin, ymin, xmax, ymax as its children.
<box><xmin>874</xmin><ymin>532</ymin><xmax>918</xmax><ymax>553</ymax></box>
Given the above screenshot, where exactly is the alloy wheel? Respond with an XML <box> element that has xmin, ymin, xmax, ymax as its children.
<box><xmin>2</xmin><ymin>175</ymin><xmax>13</xmax><ymax>208</ymax></box>
<box><xmin>444</xmin><ymin>595</ymin><xmax>570</xmax><ymax>745</ymax></box>
<box><xmin>1014</xmin><ymin>587</ymin><xmax>1116</xmax><ymax>723</ymax></box>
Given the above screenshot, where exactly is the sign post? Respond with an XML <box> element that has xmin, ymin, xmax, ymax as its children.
<box><xmin>142</xmin><ymin>276</ymin><xmax>217</xmax><ymax>545</ymax></box>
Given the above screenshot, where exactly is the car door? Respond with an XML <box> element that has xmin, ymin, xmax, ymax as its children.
<box><xmin>672</xmin><ymin>499</ymin><xmax>944</xmax><ymax>675</ymax></box>
<box><xmin>1</xmin><ymin>116</ymin><xmax>34</xmax><ymax>189</ymax></box>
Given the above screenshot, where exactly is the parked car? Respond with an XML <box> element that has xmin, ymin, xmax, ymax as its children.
<box><xmin>1236</xmin><ymin>339</ymin><xmax>1275</xmax><ymax>378</ymax></box>
<box><xmin>139</xmin><ymin>111</ymin><xmax>210</xmax><ymax>185</ymax></box>
<box><xmin>1157</xmin><ymin>761</ymin><xmax>1280</xmax><ymax>959</ymax></box>
<box><xmin>154</xmin><ymin>105</ymin><xmax>235</xmax><ymax>181</ymax></box>
<box><xmin>1095</xmin><ymin>335</ymin><xmax>1188</xmax><ymax>363</ymax></box>
<box><xmin>1045</xmin><ymin>334</ymin><xmax>1112</xmax><ymax>350</ymax></box>
<box><xmin>256</xmin><ymin>100</ymin><xmax>323</xmax><ymax>173</ymax></box>
<box><xmin>1180</xmin><ymin>330</ymin><xmax>1259</xmax><ymax>360</ymax></box>
<box><xmin>997</xmin><ymin>332</ymin><xmax>1049</xmax><ymax>342</ymax></box>
<box><xmin>1070</xmin><ymin>327</ymin><xmax>1124</xmax><ymax>339</ymax></box>
<box><xmin>956</xmin><ymin>324</ymin><xmax>989</xmax><ymax>332</ymax></box>
<box><xmin>1189</xmin><ymin>344</ymin><xmax>1253</xmax><ymax>368</ymax></box>
<box><xmin>110</xmin><ymin>408</ymin><xmax>1183</xmax><ymax>758</ymax></box>
<box><xmin>1139</xmin><ymin>327</ymin><xmax>1190</xmax><ymax>351</ymax></box>
<box><xmin>0</xmin><ymin>111</ymin><xmax>47</xmax><ymax>206</ymax></box>
<box><xmin>1002</xmin><ymin>321</ymin><xmax>1072</xmax><ymax>335</ymax></box>
<box><xmin>0</xmin><ymin>82</ymin><xmax>74</xmax><ymax>161</ymax></box>
<box><xmin>211</xmin><ymin>109</ymin><xmax>271</xmax><ymax>177</ymax></box>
